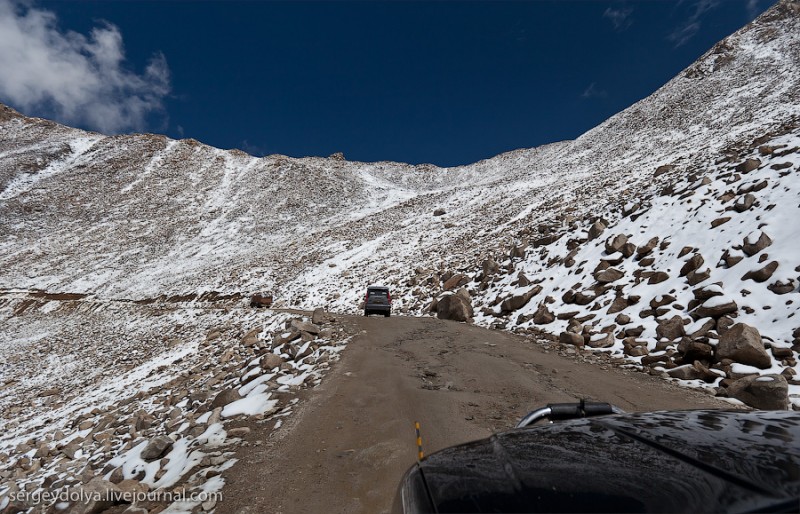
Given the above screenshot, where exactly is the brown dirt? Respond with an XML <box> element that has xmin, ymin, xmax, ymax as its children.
<box><xmin>217</xmin><ymin>315</ymin><xmax>734</xmax><ymax>514</ymax></box>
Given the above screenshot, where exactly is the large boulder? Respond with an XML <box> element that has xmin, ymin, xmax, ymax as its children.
<box><xmin>726</xmin><ymin>375</ymin><xmax>788</xmax><ymax>410</ymax></box>
<box><xmin>717</xmin><ymin>323</ymin><xmax>771</xmax><ymax>369</ymax></box>
<box><xmin>437</xmin><ymin>289</ymin><xmax>474</xmax><ymax>322</ymax></box>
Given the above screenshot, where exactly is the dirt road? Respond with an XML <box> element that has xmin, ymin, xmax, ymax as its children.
<box><xmin>218</xmin><ymin>315</ymin><xmax>733</xmax><ymax>513</ymax></box>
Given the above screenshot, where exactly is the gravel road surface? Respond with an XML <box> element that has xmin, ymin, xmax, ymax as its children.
<box><xmin>217</xmin><ymin>315</ymin><xmax>733</xmax><ymax>513</ymax></box>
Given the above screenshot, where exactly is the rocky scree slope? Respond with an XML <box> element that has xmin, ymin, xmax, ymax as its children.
<box><xmin>0</xmin><ymin>296</ymin><xmax>349</xmax><ymax>513</ymax></box>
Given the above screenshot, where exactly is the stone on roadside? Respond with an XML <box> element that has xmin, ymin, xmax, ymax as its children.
<box><xmin>559</xmin><ymin>332</ymin><xmax>585</xmax><ymax>347</ymax></box>
<box><xmin>533</xmin><ymin>304</ymin><xmax>555</xmax><ymax>325</ymax></box>
<box><xmin>436</xmin><ymin>290</ymin><xmax>474</xmax><ymax>322</ymax></box>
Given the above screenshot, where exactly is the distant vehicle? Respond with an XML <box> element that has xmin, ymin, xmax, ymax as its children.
<box><xmin>394</xmin><ymin>402</ymin><xmax>800</xmax><ymax>513</ymax></box>
<box><xmin>364</xmin><ymin>285</ymin><xmax>391</xmax><ymax>317</ymax></box>
<box><xmin>250</xmin><ymin>293</ymin><xmax>273</xmax><ymax>308</ymax></box>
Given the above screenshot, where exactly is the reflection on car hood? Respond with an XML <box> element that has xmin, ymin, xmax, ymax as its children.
<box><xmin>418</xmin><ymin>410</ymin><xmax>800</xmax><ymax>513</ymax></box>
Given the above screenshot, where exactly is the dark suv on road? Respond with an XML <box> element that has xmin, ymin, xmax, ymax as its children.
<box><xmin>364</xmin><ymin>285</ymin><xmax>391</xmax><ymax>317</ymax></box>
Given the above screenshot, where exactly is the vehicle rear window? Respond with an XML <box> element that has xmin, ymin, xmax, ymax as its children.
<box><xmin>369</xmin><ymin>290</ymin><xmax>389</xmax><ymax>298</ymax></box>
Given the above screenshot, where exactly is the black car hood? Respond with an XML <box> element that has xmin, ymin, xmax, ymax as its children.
<box><xmin>416</xmin><ymin>410</ymin><xmax>800</xmax><ymax>513</ymax></box>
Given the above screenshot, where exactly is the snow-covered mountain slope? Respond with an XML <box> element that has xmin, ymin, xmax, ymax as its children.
<box><xmin>1</xmin><ymin>2</ymin><xmax>799</xmax><ymax>396</ymax></box>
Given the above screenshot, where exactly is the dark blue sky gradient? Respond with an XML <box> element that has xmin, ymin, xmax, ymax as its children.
<box><xmin>33</xmin><ymin>1</ymin><xmax>775</xmax><ymax>166</ymax></box>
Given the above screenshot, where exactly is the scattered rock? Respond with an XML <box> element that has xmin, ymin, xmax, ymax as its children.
<box><xmin>559</xmin><ymin>332</ymin><xmax>584</xmax><ymax>347</ymax></box>
<box><xmin>140</xmin><ymin>436</ymin><xmax>173</xmax><ymax>462</ymax></box>
<box><xmin>686</xmin><ymin>268</ymin><xmax>711</xmax><ymax>286</ymax></box>
<box><xmin>533</xmin><ymin>304</ymin><xmax>555</xmax><ymax>325</ymax></box>
<box><xmin>615</xmin><ymin>314</ymin><xmax>631</xmax><ymax>325</ymax></box>
<box><xmin>735</xmin><ymin>158</ymin><xmax>761</xmax><ymax>173</ymax></box>
<box><xmin>605</xmin><ymin>234</ymin><xmax>629</xmax><ymax>254</ymax></box>
<box><xmin>587</xmin><ymin>220</ymin><xmax>607</xmax><ymax>240</ymax></box>
<box><xmin>677</xmin><ymin>339</ymin><xmax>714</xmax><ymax>362</ymax></box>
<box><xmin>586</xmin><ymin>332</ymin><xmax>614</xmax><ymax>348</ymax></box>
<box><xmin>734</xmin><ymin>193</ymin><xmax>756</xmax><ymax>212</ymax></box>
<box><xmin>606</xmin><ymin>295</ymin><xmax>628</xmax><ymax>314</ymax></box>
<box><xmin>648</xmin><ymin>271</ymin><xmax>670</xmax><ymax>285</ymax></box>
<box><xmin>433</xmin><ymin>208</ymin><xmax>446</xmax><ymax>216</ymax></box>
<box><xmin>636</xmin><ymin>237</ymin><xmax>659</xmax><ymax>258</ymax></box>
<box><xmin>261</xmin><ymin>353</ymin><xmax>283</xmax><ymax>370</ymax></box>
<box><xmin>291</xmin><ymin>319</ymin><xmax>321</xmax><ymax>335</ymax></box>
<box><xmin>241</xmin><ymin>327</ymin><xmax>262</xmax><ymax>346</ymax></box>
<box><xmin>443</xmin><ymin>273</ymin><xmax>469</xmax><ymax>291</ymax></box>
<box><xmin>667</xmin><ymin>363</ymin><xmax>709</xmax><ymax>381</ymax></box>
<box><xmin>594</xmin><ymin>267</ymin><xmax>625</xmax><ymax>283</ymax></box>
<box><xmin>696</xmin><ymin>297</ymin><xmax>738</xmax><ymax>318</ymax></box>
<box><xmin>680</xmin><ymin>254</ymin><xmax>704</xmax><ymax>277</ymax></box>
<box><xmin>69</xmin><ymin>478</ymin><xmax>125</xmax><ymax>514</ymax></box>
<box><xmin>654</xmin><ymin>164</ymin><xmax>675</xmax><ymax>177</ymax></box>
<box><xmin>211</xmin><ymin>388</ymin><xmax>242</xmax><ymax>409</ymax></box>
<box><xmin>742</xmin><ymin>261</ymin><xmax>779</xmax><ymax>283</ymax></box>
<box><xmin>656</xmin><ymin>316</ymin><xmax>686</xmax><ymax>341</ymax></box>
<box><xmin>769</xmin><ymin>279</ymin><xmax>797</xmax><ymax>295</ymax></box>
<box><xmin>500</xmin><ymin>286</ymin><xmax>541</xmax><ymax>313</ymax></box>
<box><xmin>711</xmin><ymin>217</ymin><xmax>732</xmax><ymax>228</ymax></box>
<box><xmin>742</xmin><ymin>231</ymin><xmax>772</xmax><ymax>256</ymax></box>
<box><xmin>311</xmin><ymin>308</ymin><xmax>329</xmax><ymax>325</ymax></box>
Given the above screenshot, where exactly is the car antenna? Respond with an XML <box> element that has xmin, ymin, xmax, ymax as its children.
<box><xmin>415</xmin><ymin>421</ymin><xmax>424</xmax><ymax>462</ymax></box>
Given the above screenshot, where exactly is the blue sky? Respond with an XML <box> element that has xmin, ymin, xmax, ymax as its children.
<box><xmin>0</xmin><ymin>0</ymin><xmax>775</xmax><ymax>166</ymax></box>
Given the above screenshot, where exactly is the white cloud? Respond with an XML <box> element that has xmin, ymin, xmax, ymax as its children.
<box><xmin>0</xmin><ymin>0</ymin><xmax>170</xmax><ymax>133</ymax></box>
<box><xmin>581</xmin><ymin>82</ymin><xmax>608</xmax><ymax>100</ymax></box>
<box><xmin>667</xmin><ymin>0</ymin><xmax>720</xmax><ymax>47</ymax></box>
<box><xmin>603</xmin><ymin>6</ymin><xmax>634</xmax><ymax>31</ymax></box>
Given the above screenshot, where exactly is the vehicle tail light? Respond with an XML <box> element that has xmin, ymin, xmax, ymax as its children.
<box><xmin>388</xmin><ymin>292</ymin><xmax>392</xmax><ymax>303</ymax></box>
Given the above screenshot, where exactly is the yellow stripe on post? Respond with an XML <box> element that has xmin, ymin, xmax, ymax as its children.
<box><xmin>415</xmin><ymin>421</ymin><xmax>424</xmax><ymax>461</ymax></box>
